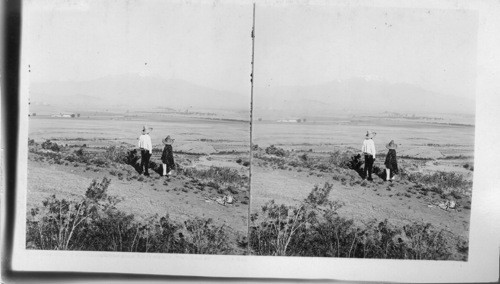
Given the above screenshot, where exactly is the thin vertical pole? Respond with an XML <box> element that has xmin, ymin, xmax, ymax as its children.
<box><xmin>247</xmin><ymin>2</ymin><xmax>256</xmax><ymax>256</ymax></box>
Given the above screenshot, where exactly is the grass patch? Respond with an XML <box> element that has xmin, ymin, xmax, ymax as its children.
<box><xmin>438</xmin><ymin>155</ymin><xmax>473</xmax><ymax>160</ymax></box>
<box><xmin>399</xmin><ymin>155</ymin><xmax>433</xmax><ymax>161</ymax></box>
<box><xmin>183</xmin><ymin>166</ymin><xmax>247</xmax><ymax>186</ymax></box>
<box><xmin>401</xmin><ymin>171</ymin><xmax>471</xmax><ymax>194</ymax></box>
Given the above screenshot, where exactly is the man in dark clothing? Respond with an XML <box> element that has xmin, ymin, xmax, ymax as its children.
<box><xmin>140</xmin><ymin>149</ymin><xmax>151</xmax><ymax>176</ymax></box>
<box><xmin>364</xmin><ymin>155</ymin><xmax>375</xmax><ymax>181</ymax></box>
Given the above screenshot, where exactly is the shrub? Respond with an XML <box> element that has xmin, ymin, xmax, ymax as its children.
<box><xmin>73</xmin><ymin>148</ymin><xmax>92</xmax><ymax>163</ymax></box>
<box><xmin>250</xmin><ymin>183</ymin><xmax>342</xmax><ymax>256</ymax></box>
<box><xmin>85</xmin><ymin>177</ymin><xmax>111</xmax><ymax>201</ymax></box>
<box><xmin>401</xmin><ymin>222</ymin><xmax>452</xmax><ymax>260</ymax></box>
<box><xmin>91</xmin><ymin>156</ymin><xmax>109</xmax><ymax>168</ymax></box>
<box><xmin>402</xmin><ymin>171</ymin><xmax>472</xmax><ymax>193</ymax></box>
<box><xmin>328</xmin><ymin>150</ymin><xmax>353</xmax><ymax>169</ymax></box>
<box><xmin>104</xmin><ymin>146</ymin><xmax>129</xmax><ymax>164</ymax></box>
<box><xmin>75</xmin><ymin>148</ymin><xmax>85</xmax><ymax>156</ymax></box>
<box><xmin>207</xmin><ymin>181</ymin><xmax>220</xmax><ymax>190</ymax></box>
<box><xmin>226</xmin><ymin>185</ymin><xmax>239</xmax><ymax>195</ymax></box>
<box><xmin>291</xmin><ymin>216</ymin><xmax>363</xmax><ymax>257</ymax></box>
<box><xmin>439</xmin><ymin>155</ymin><xmax>470</xmax><ymax>160</ymax></box>
<box><xmin>253</xmin><ymin>153</ymin><xmax>286</xmax><ymax>168</ymax></box>
<box><xmin>304</xmin><ymin>183</ymin><xmax>332</xmax><ymax>207</ymax></box>
<box><xmin>65</xmin><ymin>155</ymin><xmax>76</xmax><ymax>163</ymax></box>
<box><xmin>26</xmin><ymin>196</ymin><xmax>85</xmax><ymax>250</ymax></box>
<box><xmin>265</xmin><ymin>145</ymin><xmax>287</xmax><ymax>157</ymax></box>
<box><xmin>450</xmin><ymin>190</ymin><xmax>462</xmax><ymax>200</ymax></box>
<box><xmin>183</xmin><ymin>218</ymin><xmax>232</xmax><ymax>254</ymax></box>
<box><xmin>429</xmin><ymin>186</ymin><xmax>443</xmax><ymax>195</ymax></box>
<box><xmin>249</xmin><ymin>200</ymin><xmax>308</xmax><ymax>256</ymax></box>
<box><xmin>183</xmin><ymin>166</ymin><xmax>245</xmax><ymax>185</ymax></box>
<box><xmin>26</xmin><ymin>178</ymin><xmax>112</xmax><ymax>250</ymax></box>
<box><xmin>41</xmin><ymin>140</ymin><xmax>60</xmax><ymax>152</ymax></box>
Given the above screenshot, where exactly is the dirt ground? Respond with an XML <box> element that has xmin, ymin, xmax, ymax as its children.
<box><xmin>27</xmin><ymin>155</ymin><xmax>249</xmax><ymax>227</ymax></box>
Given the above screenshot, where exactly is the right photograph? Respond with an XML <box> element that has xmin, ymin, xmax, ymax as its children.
<box><xmin>249</xmin><ymin>5</ymin><xmax>476</xmax><ymax>260</ymax></box>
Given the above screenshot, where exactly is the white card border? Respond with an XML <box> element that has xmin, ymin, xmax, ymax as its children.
<box><xmin>10</xmin><ymin>0</ymin><xmax>500</xmax><ymax>282</ymax></box>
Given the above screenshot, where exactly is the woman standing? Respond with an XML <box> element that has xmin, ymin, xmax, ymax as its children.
<box><xmin>161</xmin><ymin>135</ymin><xmax>176</xmax><ymax>176</ymax></box>
<box><xmin>384</xmin><ymin>140</ymin><xmax>399</xmax><ymax>181</ymax></box>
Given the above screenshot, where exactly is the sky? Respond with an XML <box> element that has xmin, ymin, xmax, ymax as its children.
<box><xmin>23</xmin><ymin>1</ymin><xmax>478</xmax><ymax>101</ymax></box>
<box><xmin>23</xmin><ymin>0</ymin><xmax>253</xmax><ymax>95</ymax></box>
<box><xmin>254</xmin><ymin>5</ymin><xmax>478</xmax><ymax>100</ymax></box>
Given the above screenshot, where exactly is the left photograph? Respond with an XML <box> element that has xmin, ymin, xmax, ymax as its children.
<box><xmin>23</xmin><ymin>0</ymin><xmax>252</xmax><ymax>254</ymax></box>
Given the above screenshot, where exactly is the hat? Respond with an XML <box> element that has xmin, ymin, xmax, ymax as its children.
<box><xmin>142</xmin><ymin>125</ymin><xmax>153</xmax><ymax>134</ymax></box>
<box><xmin>365</xmin><ymin>131</ymin><xmax>376</xmax><ymax>139</ymax></box>
<box><xmin>162</xmin><ymin>135</ymin><xmax>175</xmax><ymax>145</ymax></box>
<box><xmin>386</xmin><ymin>140</ymin><xmax>398</xmax><ymax>149</ymax></box>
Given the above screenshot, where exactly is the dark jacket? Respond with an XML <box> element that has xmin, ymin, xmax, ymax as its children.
<box><xmin>384</xmin><ymin>149</ymin><xmax>398</xmax><ymax>173</ymax></box>
<box><xmin>161</xmin><ymin>144</ymin><xmax>175</xmax><ymax>166</ymax></box>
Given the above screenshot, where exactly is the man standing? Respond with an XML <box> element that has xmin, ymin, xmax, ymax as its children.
<box><xmin>138</xmin><ymin>125</ymin><xmax>153</xmax><ymax>176</ymax></box>
<box><xmin>361</xmin><ymin>131</ymin><xmax>376</xmax><ymax>181</ymax></box>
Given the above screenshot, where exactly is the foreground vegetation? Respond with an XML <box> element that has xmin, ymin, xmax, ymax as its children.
<box><xmin>27</xmin><ymin>177</ymin><xmax>467</xmax><ymax>259</ymax></box>
<box><xmin>26</xmin><ymin>177</ymin><xmax>238</xmax><ymax>254</ymax></box>
<box><xmin>249</xmin><ymin>183</ymin><xmax>468</xmax><ymax>260</ymax></box>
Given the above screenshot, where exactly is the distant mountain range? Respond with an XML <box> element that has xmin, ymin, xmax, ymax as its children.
<box><xmin>254</xmin><ymin>78</ymin><xmax>475</xmax><ymax>116</ymax></box>
<box><xmin>29</xmin><ymin>74</ymin><xmax>250</xmax><ymax>112</ymax></box>
<box><xmin>30</xmin><ymin>75</ymin><xmax>475</xmax><ymax>116</ymax></box>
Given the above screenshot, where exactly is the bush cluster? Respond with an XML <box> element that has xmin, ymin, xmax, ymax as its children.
<box><xmin>236</xmin><ymin>158</ymin><xmax>251</xmax><ymax>167</ymax></box>
<box><xmin>265</xmin><ymin>145</ymin><xmax>288</xmax><ymax>157</ymax></box>
<box><xmin>401</xmin><ymin>171</ymin><xmax>472</xmax><ymax>194</ymax></box>
<box><xmin>104</xmin><ymin>146</ymin><xmax>130</xmax><ymax>164</ymax></box>
<box><xmin>30</xmin><ymin>140</ymin><xmax>140</xmax><ymax>170</ymax></box>
<box><xmin>41</xmin><ymin>140</ymin><xmax>61</xmax><ymax>152</ymax></box>
<box><xmin>328</xmin><ymin>150</ymin><xmax>356</xmax><ymax>169</ymax></box>
<box><xmin>26</xmin><ymin>178</ymin><xmax>234</xmax><ymax>254</ymax></box>
<box><xmin>183</xmin><ymin>166</ymin><xmax>246</xmax><ymax>185</ymax></box>
<box><xmin>249</xmin><ymin>183</ymin><xmax>463</xmax><ymax>260</ymax></box>
<box><xmin>254</xmin><ymin>148</ymin><xmax>365</xmax><ymax>178</ymax></box>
